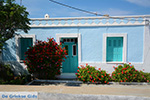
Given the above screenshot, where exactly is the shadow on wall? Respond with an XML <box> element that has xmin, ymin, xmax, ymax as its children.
<box><xmin>5</xmin><ymin>62</ymin><xmax>29</xmax><ymax>76</ymax></box>
<box><xmin>2</xmin><ymin>42</ymin><xmax>16</xmax><ymax>61</ymax></box>
<box><xmin>2</xmin><ymin>38</ymin><xmax>29</xmax><ymax>76</ymax></box>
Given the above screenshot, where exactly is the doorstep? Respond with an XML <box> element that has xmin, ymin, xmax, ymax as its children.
<box><xmin>56</xmin><ymin>73</ymin><xmax>77</xmax><ymax>80</ymax></box>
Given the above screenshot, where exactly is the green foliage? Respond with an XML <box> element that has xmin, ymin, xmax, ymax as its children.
<box><xmin>76</xmin><ymin>64</ymin><xmax>111</xmax><ymax>84</ymax></box>
<box><xmin>9</xmin><ymin>75</ymin><xmax>31</xmax><ymax>85</ymax></box>
<box><xmin>140</xmin><ymin>72</ymin><xmax>150</xmax><ymax>83</ymax></box>
<box><xmin>0</xmin><ymin>63</ymin><xmax>31</xmax><ymax>84</ymax></box>
<box><xmin>0</xmin><ymin>63</ymin><xmax>14</xmax><ymax>81</ymax></box>
<box><xmin>112</xmin><ymin>63</ymin><xmax>150</xmax><ymax>82</ymax></box>
<box><xmin>24</xmin><ymin>38</ymin><xmax>67</xmax><ymax>79</ymax></box>
<box><xmin>0</xmin><ymin>0</ymin><xmax>30</xmax><ymax>52</ymax></box>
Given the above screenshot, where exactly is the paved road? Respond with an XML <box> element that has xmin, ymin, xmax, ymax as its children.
<box><xmin>0</xmin><ymin>84</ymin><xmax>150</xmax><ymax>100</ymax></box>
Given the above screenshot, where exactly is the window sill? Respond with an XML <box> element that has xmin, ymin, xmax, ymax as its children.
<box><xmin>106</xmin><ymin>62</ymin><xmax>124</xmax><ymax>64</ymax></box>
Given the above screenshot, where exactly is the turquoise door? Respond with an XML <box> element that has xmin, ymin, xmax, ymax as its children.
<box><xmin>20</xmin><ymin>38</ymin><xmax>33</xmax><ymax>60</ymax></box>
<box><xmin>62</xmin><ymin>39</ymin><xmax>78</xmax><ymax>73</ymax></box>
<box><xmin>106</xmin><ymin>37</ymin><xmax>123</xmax><ymax>62</ymax></box>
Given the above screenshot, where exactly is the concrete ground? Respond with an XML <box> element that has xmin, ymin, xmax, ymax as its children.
<box><xmin>0</xmin><ymin>84</ymin><xmax>150</xmax><ymax>100</ymax></box>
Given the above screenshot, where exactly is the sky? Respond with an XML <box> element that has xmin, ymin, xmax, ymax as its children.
<box><xmin>15</xmin><ymin>0</ymin><xmax>150</xmax><ymax>18</ymax></box>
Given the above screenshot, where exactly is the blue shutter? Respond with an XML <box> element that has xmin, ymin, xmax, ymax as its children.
<box><xmin>107</xmin><ymin>38</ymin><xmax>113</xmax><ymax>61</ymax></box>
<box><xmin>106</xmin><ymin>37</ymin><xmax>123</xmax><ymax>62</ymax></box>
<box><xmin>20</xmin><ymin>38</ymin><xmax>33</xmax><ymax>60</ymax></box>
<box><xmin>117</xmin><ymin>38</ymin><xmax>123</xmax><ymax>61</ymax></box>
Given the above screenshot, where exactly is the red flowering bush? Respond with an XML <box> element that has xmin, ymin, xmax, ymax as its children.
<box><xmin>24</xmin><ymin>38</ymin><xmax>66</xmax><ymax>79</ymax></box>
<box><xmin>112</xmin><ymin>63</ymin><xmax>150</xmax><ymax>82</ymax></box>
<box><xmin>76</xmin><ymin>64</ymin><xmax>111</xmax><ymax>84</ymax></box>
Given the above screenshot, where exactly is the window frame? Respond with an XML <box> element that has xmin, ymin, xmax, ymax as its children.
<box><xmin>15</xmin><ymin>34</ymin><xmax>36</xmax><ymax>62</ymax></box>
<box><xmin>103</xmin><ymin>33</ymin><xmax>127</xmax><ymax>63</ymax></box>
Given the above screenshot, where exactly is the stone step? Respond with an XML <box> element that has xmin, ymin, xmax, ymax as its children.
<box><xmin>28</xmin><ymin>79</ymin><xmax>83</xmax><ymax>86</ymax></box>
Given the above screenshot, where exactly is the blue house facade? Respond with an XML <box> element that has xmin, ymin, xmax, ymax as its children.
<box><xmin>1</xmin><ymin>15</ymin><xmax>150</xmax><ymax>75</ymax></box>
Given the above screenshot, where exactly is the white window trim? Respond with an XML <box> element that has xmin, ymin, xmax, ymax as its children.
<box><xmin>56</xmin><ymin>33</ymin><xmax>81</xmax><ymax>64</ymax></box>
<box><xmin>103</xmin><ymin>33</ymin><xmax>127</xmax><ymax>63</ymax></box>
<box><xmin>15</xmin><ymin>34</ymin><xmax>36</xmax><ymax>62</ymax></box>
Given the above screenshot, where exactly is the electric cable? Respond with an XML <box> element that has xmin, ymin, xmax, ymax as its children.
<box><xmin>49</xmin><ymin>0</ymin><xmax>105</xmax><ymax>16</ymax></box>
<box><xmin>49</xmin><ymin>0</ymin><xmax>149</xmax><ymax>22</ymax></box>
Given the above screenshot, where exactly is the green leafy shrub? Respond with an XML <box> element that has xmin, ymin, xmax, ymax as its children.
<box><xmin>0</xmin><ymin>63</ymin><xmax>31</xmax><ymax>84</ymax></box>
<box><xmin>9</xmin><ymin>75</ymin><xmax>31</xmax><ymax>85</ymax></box>
<box><xmin>76</xmin><ymin>64</ymin><xmax>111</xmax><ymax>84</ymax></box>
<box><xmin>24</xmin><ymin>38</ymin><xmax>67</xmax><ymax>79</ymax></box>
<box><xmin>139</xmin><ymin>72</ymin><xmax>150</xmax><ymax>83</ymax></box>
<box><xmin>0</xmin><ymin>63</ymin><xmax>14</xmax><ymax>81</ymax></box>
<box><xmin>112</xmin><ymin>63</ymin><xmax>150</xmax><ymax>82</ymax></box>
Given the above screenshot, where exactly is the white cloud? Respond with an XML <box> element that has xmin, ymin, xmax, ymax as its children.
<box><xmin>101</xmin><ymin>8</ymin><xmax>133</xmax><ymax>16</ymax></box>
<box><xmin>126</xmin><ymin>0</ymin><xmax>150</xmax><ymax>7</ymax></box>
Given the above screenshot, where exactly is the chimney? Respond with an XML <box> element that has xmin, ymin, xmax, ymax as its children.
<box><xmin>45</xmin><ymin>14</ymin><xmax>50</xmax><ymax>19</ymax></box>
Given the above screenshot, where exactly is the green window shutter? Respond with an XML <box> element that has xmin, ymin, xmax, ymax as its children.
<box><xmin>106</xmin><ymin>37</ymin><xmax>123</xmax><ymax>62</ymax></box>
<box><xmin>107</xmin><ymin>38</ymin><xmax>113</xmax><ymax>61</ymax></box>
<box><xmin>117</xmin><ymin>38</ymin><xmax>123</xmax><ymax>61</ymax></box>
<box><xmin>20</xmin><ymin>38</ymin><xmax>33</xmax><ymax>60</ymax></box>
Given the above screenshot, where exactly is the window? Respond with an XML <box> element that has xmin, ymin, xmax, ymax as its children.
<box><xmin>65</xmin><ymin>45</ymin><xmax>68</xmax><ymax>55</ymax></box>
<box><xmin>15</xmin><ymin>34</ymin><xmax>35</xmax><ymax>62</ymax></box>
<box><xmin>60</xmin><ymin>38</ymin><xmax>77</xmax><ymax>43</ymax></box>
<box><xmin>103</xmin><ymin>34</ymin><xmax>127</xmax><ymax>63</ymax></box>
<box><xmin>20</xmin><ymin>38</ymin><xmax>33</xmax><ymax>60</ymax></box>
<box><xmin>73</xmin><ymin>44</ymin><xmax>77</xmax><ymax>56</ymax></box>
<box><xmin>106</xmin><ymin>37</ymin><xmax>123</xmax><ymax>62</ymax></box>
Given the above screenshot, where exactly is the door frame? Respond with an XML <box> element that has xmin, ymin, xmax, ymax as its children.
<box><xmin>56</xmin><ymin>33</ymin><xmax>81</xmax><ymax>64</ymax></box>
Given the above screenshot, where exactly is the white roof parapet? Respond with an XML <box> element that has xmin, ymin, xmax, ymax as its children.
<box><xmin>31</xmin><ymin>15</ymin><xmax>150</xmax><ymax>20</ymax></box>
<box><xmin>29</xmin><ymin>15</ymin><xmax>150</xmax><ymax>27</ymax></box>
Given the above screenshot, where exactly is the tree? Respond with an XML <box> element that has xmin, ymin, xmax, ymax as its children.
<box><xmin>0</xmin><ymin>0</ymin><xmax>30</xmax><ymax>52</ymax></box>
